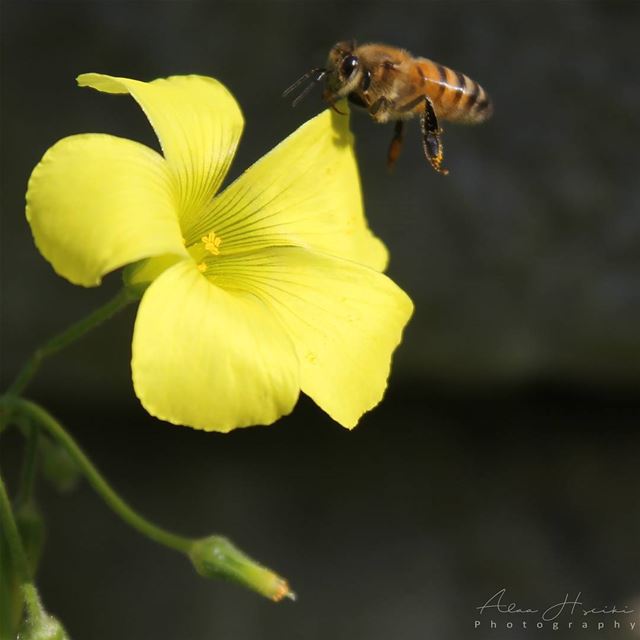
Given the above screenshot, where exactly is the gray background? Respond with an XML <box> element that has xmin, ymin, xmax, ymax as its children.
<box><xmin>1</xmin><ymin>1</ymin><xmax>639</xmax><ymax>639</ymax></box>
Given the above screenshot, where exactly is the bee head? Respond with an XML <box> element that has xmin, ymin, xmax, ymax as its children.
<box><xmin>282</xmin><ymin>39</ymin><xmax>361</xmax><ymax>109</ymax></box>
<box><xmin>323</xmin><ymin>40</ymin><xmax>362</xmax><ymax>102</ymax></box>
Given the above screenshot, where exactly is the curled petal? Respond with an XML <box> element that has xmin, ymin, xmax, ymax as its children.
<box><xmin>132</xmin><ymin>260</ymin><xmax>300</xmax><ymax>432</ymax></box>
<box><xmin>26</xmin><ymin>134</ymin><xmax>185</xmax><ymax>286</ymax></box>
<box><xmin>208</xmin><ymin>247</ymin><xmax>413</xmax><ymax>428</ymax></box>
<box><xmin>189</xmin><ymin>108</ymin><xmax>388</xmax><ymax>271</ymax></box>
<box><xmin>77</xmin><ymin>73</ymin><xmax>244</xmax><ymax>231</ymax></box>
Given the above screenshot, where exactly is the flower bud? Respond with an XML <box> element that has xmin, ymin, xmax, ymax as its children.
<box><xmin>19</xmin><ymin>585</ymin><xmax>70</xmax><ymax>640</ymax></box>
<box><xmin>39</xmin><ymin>438</ymin><xmax>80</xmax><ymax>494</ymax></box>
<box><xmin>20</xmin><ymin>614</ymin><xmax>69</xmax><ymax>640</ymax></box>
<box><xmin>189</xmin><ymin>536</ymin><xmax>294</xmax><ymax>602</ymax></box>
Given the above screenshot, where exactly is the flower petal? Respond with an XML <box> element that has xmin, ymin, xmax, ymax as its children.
<box><xmin>188</xmin><ymin>108</ymin><xmax>388</xmax><ymax>271</ymax></box>
<box><xmin>77</xmin><ymin>73</ymin><xmax>244</xmax><ymax>232</ymax></box>
<box><xmin>207</xmin><ymin>247</ymin><xmax>413</xmax><ymax>428</ymax></box>
<box><xmin>132</xmin><ymin>259</ymin><xmax>300</xmax><ymax>432</ymax></box>
<box><xmin>26</xmin><ymin>134</ymin><xmax>185</xmax><ymax>286</ymax></box>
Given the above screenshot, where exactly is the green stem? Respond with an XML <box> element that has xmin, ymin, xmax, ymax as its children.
<box><xmin>0</xmin><ymin>468</ymin><xmax>67</xmax><ymax>637</ymax></box>
<box><xmin>7</xmin><ymin>288</ymin><xmax>137</xmax><ymax>396</ymax></box>
<box><xmin>0</xmin><ymin>469</ymin><xmax>31</xmax><ymax>584</ymax></box>
<box><xmin>17</xmin><ymin>422</ymin><xmax>39</xmax><ymax>507</ymax></box>
<box><xmin>0</xmin><ymin>530</ymin><xmax>14</xmax><ymax>639</ymax></box>
<box><xmin>1</xmin><ymin>397</ymin><xmax>192</xmax><ymax>554</ymax></box>
<box><xmin>0</xmin><ymin>467</ymin><xmax>42</xmax><ymax>627</ymax></box>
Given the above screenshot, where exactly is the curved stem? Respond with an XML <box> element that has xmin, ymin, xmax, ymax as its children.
<box><xmin>7</xmin><ymin>288</ymin><xmax>137</xmax><ymax>396</ymax></box>
<box><xmin>1</xmin><ymin>397</ymin><xmax>193</xmax><ymax>554</ymax></box>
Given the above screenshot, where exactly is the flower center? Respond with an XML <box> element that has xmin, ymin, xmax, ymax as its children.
<box><xmin>186</xmin><ymin>230</ymin><xmax>224</xmax><ymax>276</ymax></box>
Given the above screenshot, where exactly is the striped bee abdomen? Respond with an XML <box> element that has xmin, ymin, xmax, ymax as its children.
<box><xmin>417</xmin><ymin>58</ymin><xmax>493</xmax><ymax>124</ymax></box>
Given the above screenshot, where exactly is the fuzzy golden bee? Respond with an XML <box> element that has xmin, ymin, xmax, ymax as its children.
<box><xmin>283</xmin><ymin>40</ymin><xmax>493</xmax><ymax>175</ymax></box>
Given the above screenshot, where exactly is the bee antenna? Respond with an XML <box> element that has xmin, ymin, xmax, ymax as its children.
<box><xmin>282</xmin><ymin>67</ymin><xmax>326</xmax><ymax>106</ymax></box>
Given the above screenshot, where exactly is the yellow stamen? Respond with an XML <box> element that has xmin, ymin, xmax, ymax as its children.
<box><xmin>202</xmin><ymin>231</ymin><xmax>222</xmax><ymax>255</ymax></box>
<box><xmin>197</xmin><ymin>262</ymin><xmax>207</xmax><ymax>273</ymax></box>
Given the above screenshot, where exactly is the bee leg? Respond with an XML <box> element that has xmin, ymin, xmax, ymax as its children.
<box><xmin>420</xmin><ymin>96</ymin><xmax>449</xmax><ymax>175</ymax></box>
<box><xmin>387</xmin><ymin>120</ymin><xmax>405</xmax><ymax>171</ymax></box>
<box><xmin>369</xmin><ymin>96</ymin><xmax>393</xmax><ymax>123</ymax></box>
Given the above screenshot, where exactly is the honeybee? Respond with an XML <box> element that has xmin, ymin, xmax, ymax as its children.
<box><xmin>283</xmin><ymin>40</ymin><xmax>493</xmax><ymax>175</ymax></box>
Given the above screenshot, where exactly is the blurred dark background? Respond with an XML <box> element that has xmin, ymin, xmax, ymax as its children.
<box><xmin>1</xmin><ymin>1</ymin><xmax>639</xmax><ymax>639</ymax></box>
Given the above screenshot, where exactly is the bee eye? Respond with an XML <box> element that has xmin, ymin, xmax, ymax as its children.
<box><xmin>340</xmin><ymin>55</ymin><xmax>359</xmax><ymax>79</ymax></box>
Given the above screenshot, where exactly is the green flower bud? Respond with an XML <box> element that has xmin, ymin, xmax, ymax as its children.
<box><xmin>19</xmin><ymin>585</ymin><xmax>70</xmax><ymax>640</ymax></box>
<box><xmin>20</xmin><ymin>614</ymin><xmax>69</xmax><ymax>640</ymax></box>
<box><xmin>189</xmin><ymin>536</ymin><xmax>294</xmax><ymax>602</ymax></box>
<box><xmin>39</xmin><ymin>438</ymin><xmax>80</xmax><ymax>494</ymax></box>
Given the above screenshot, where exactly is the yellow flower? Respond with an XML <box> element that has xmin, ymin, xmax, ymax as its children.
<box><xmin>26</xmin><ymin>74</ymin><xmax>413</xmax><ymax>432</ymax></box>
